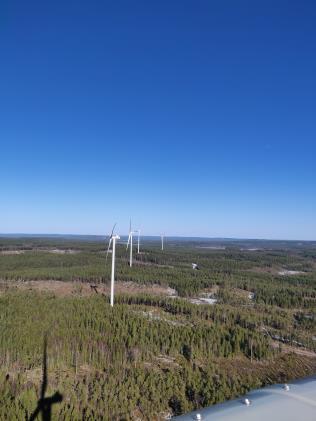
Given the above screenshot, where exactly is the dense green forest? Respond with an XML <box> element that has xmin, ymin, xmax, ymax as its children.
<box><xmin>0</xmin><ymin>237</ymin><xmax>315</xmax><ymax>419</ymax></box>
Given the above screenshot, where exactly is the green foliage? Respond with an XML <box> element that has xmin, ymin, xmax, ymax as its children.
<box><xmin>0</xmin><ymin>237</ymin><xmax>315</xmax><ymax>419</ymax></box>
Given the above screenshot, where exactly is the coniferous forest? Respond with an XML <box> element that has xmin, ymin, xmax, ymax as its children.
<box><xmin>0</xmin><ymin>236</ymin><xmax>315</xmax><ymax>420</ymax></box>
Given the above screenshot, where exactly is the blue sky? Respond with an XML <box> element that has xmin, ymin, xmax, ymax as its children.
<box><xmin>0</xmin><ymin>0</ymin><xmax>315</xmax><ymax>239</ymax></box>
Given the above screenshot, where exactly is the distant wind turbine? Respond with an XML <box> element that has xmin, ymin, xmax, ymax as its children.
<box><xmin>127</xmin><ymin>219</ymin><xmax>137</xmax><ymax>267</ymax></box>
<box><xmin>137</xmin><ymin>229</ymin><xmax>141</xmax><ymax>254</ymax></box>
<box><xmin>160</xmin><ymin>234</ymin><xmax>165</xmax><ymax>251</ymax></box>
<box><xmin>106</xmin><ymin>223</ymin><xmax>120</xmax><ymax>307</ymax></box>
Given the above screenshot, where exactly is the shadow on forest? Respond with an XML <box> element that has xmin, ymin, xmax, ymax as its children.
<box><xmin>29</xmin><ymin>335</ymin><xmax>63</xmax><ymax>421</ymax></box>
<box><xmin>90</xmin><ymin>284</ymin><xmax>99</xmax><ymax>294</ymax></box>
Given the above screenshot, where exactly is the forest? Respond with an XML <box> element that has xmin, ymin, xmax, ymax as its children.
<box><xmin>0</xmin><ymin>236</ymin><xmax>315</xmax><ymax>419</ymax></box>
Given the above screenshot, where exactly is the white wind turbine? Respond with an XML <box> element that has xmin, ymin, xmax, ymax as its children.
<box><xmin>160</xmin><ymin>234</ymin><xmax>165</xmax><ymax>251</ymax></box>
<box><xmin>127</xmin><ymin>219</ymin><xmax>137</xmax><ymax>267</ymax></box>
<box><xmin>137</xmin><ymin>229</ymin><xmax>141</xmax><ymax>254</ymax></box>
<box><xmin>106</xmin><ymin>224</ymin><xmax>120</xmax><ymax>307</ymax></box>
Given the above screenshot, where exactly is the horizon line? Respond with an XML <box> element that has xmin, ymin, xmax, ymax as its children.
<box><xmin>0</xmin><ymin>233</ymin><xmax>315</xmax><ymax>243</ymax></box>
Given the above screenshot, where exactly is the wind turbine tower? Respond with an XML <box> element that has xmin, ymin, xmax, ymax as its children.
<box><xmin>161</xmin><ymin>234</ymin><xmax>164</xmax><ymax>251</ymax></box>
<box><xmin>106</xmin><ymin>224</ymin><xmax>120</xmax><ymax>307</ymax></box>
<box><xmin>127</xmin><ymin>220</ymin><xmax>137</xmax><ymax>267</ymax></box>
<box><xmin>137</xmin><ymin>229</ymin><xmax>141</xmax><ymax>254</ymax></box>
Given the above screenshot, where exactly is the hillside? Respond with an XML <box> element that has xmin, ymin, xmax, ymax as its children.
<box><xmin>0</xmin><ymin>237</ymin><xmax>315</xmax><ymax>419</ymax></box>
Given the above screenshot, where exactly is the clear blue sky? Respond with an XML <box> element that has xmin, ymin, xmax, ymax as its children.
<box><xmin>0</xmin><ymin>0</ymin><xmax>315</xmax><ymax>239</ymax></box>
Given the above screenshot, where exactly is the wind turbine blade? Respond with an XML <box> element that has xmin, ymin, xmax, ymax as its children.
<box><xmin>105</xmin><ymin>223</ymin><xmax>116</xmax><ymax>264</ymax></box>
<box><xmin>110</xmin><ymin>223</ymin><xmax>117</xmax><ymax>238</ymax></box>
<box><xmin>126</xmin><ymin>234</ymin><xmax>131</xmax><ymax>250</ymax></box>
<box><xmin>106</xmin><ymin>238</ymin><xmax>112</xmax><ymax>263</ymax></box>
<box><xmin>129</xmin><ymin>218</ymin><xmax>132</xmax><ymax>233</ymax></box>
